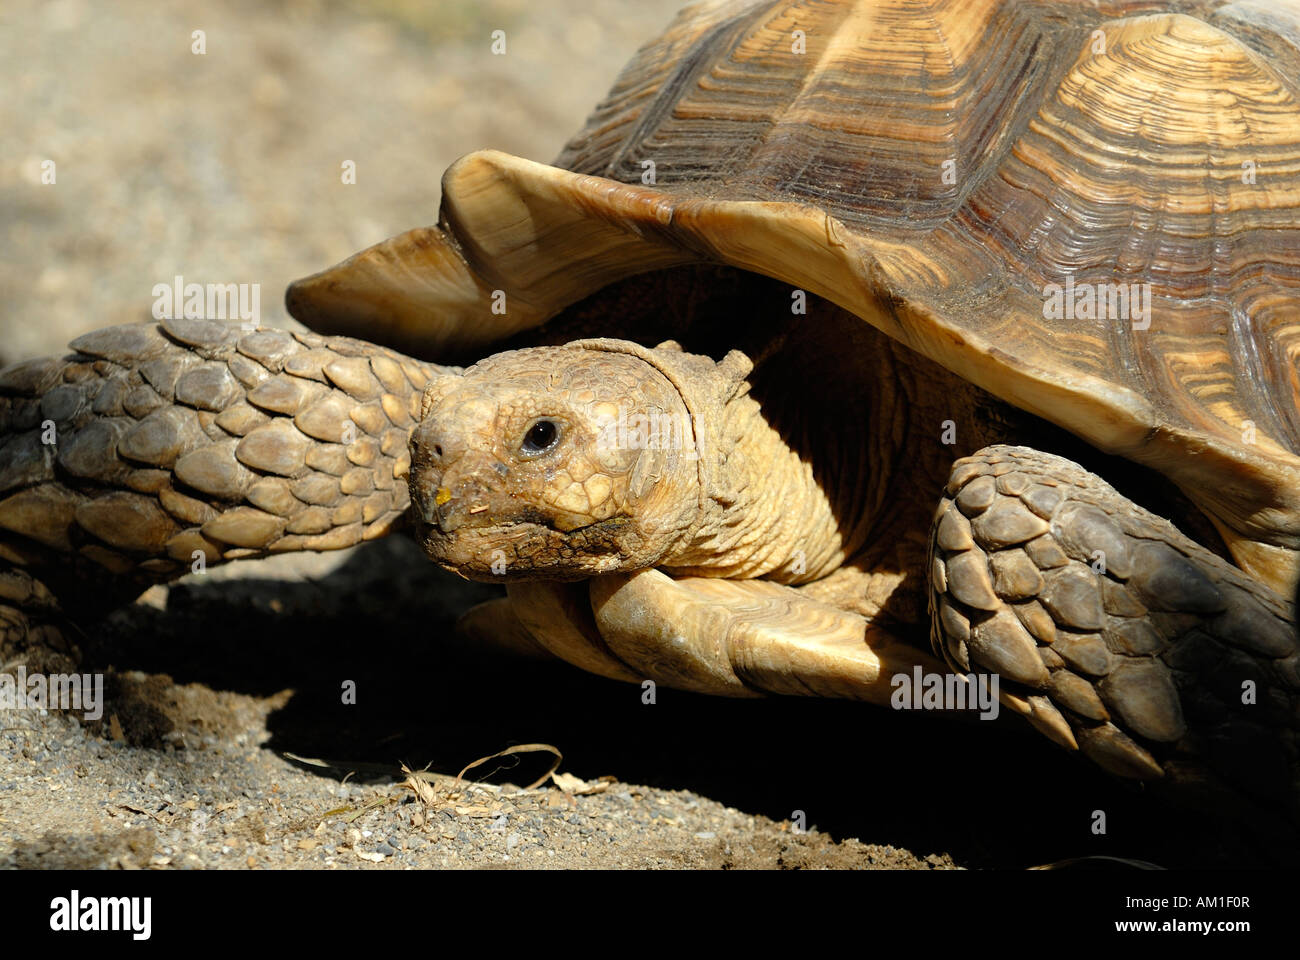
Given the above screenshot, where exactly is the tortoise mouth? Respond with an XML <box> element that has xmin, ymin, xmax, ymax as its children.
<box><xmin>416</xmin><ymin>515</ymin><xmax>634</xmax><ymax>582</ymax></box>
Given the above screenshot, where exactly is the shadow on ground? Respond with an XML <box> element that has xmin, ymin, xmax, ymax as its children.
<box><xmin>80</xmin><ymin>538</ymin><xmax>1277</xmax><ymax>869</ymax></box>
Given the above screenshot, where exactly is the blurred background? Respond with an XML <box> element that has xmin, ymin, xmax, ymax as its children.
<box><xmin>0</xmin><ymin>0</ymin><xmax>682</xmax><ymax>365</ymax></box>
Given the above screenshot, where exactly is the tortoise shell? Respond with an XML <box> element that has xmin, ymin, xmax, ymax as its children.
<box><xmin>286</xmin><ymin>0</ymin><xmax>1300</xmax><ymax>591</ymax></box>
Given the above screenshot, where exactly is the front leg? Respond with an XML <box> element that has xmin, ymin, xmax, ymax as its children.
<box><xmin>929</xmin><ymin>445</ymin><xmax>1299</xmax><ymax>827</ymax></box>
<box><xmin>0</xmin><ymin>319</ymin><xmax>450</xmax><ymax>667</ymax></box>
<box><xmin>489</xmin><ymin>572</ymin><xmax>950</xmax><ymax>705</ymax></box>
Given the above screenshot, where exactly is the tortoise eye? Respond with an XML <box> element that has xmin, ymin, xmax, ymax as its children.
<box><xmin>520</xmin><ymin>418</ymin><xmax>562</xmax><ymax>457</ymax></box>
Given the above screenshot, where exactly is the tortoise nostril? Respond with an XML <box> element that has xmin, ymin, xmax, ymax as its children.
<box><xmin>433</xmin><ymin>443</ymin><xmax>443</xmax><ymax>458</ymax></box>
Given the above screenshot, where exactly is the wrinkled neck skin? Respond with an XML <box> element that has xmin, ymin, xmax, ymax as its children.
<box><xmin>662</xmin><ymin>393</ymin><xmax>842</xmax><ymax>582</ymax></box>
<box><xmin>662</xmin><ymin>330</ymin><xmax>1020</xmax><ymax>612</ymax></box>
<box><xmin>661</xmin><ymin>340</ymin><xmax>903</xmax><ymax>585</ymax></box>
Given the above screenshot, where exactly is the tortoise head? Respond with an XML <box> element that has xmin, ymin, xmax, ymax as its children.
<box><xmin>409</xmin><ymin>340</ymin><xmax>713</xmax><ymax>581</ymax></box>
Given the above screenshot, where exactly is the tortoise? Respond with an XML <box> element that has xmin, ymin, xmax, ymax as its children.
<box><xmin>2</xmin><ymin>0</ymin><xmax>1299</xmax><ymax>838</ymax></box>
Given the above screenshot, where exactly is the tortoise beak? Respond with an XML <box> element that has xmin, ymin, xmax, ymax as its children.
<box><xmin>409</xmin><ymin>420</ymin><xmax>499</xmax><ymax>534</ymax></box>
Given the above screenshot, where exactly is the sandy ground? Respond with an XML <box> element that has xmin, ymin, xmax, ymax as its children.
<box><xmin>1</xmin><ymin>536</ymin><xmax>962</xmax><ymax>870</ymax></box>
<box><xmin>0</xmin><ymin>0</ymin><xmax>1283</xmax><ymax>870</ymax></box>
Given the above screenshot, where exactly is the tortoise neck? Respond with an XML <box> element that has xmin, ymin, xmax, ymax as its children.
<box><xmin>653</xmin><ymin>311</ymin><xmax>1031</xmax><ymax>588</ymax></box>
<box><xmin>660</xmin><ymin>328</ymin><xmax>904</xmax><ymax>584</ymax></box>
<box><xmin>658</xmin><ymin>393</ymin><xmax>847</xmax><ymax>582</ymax></box>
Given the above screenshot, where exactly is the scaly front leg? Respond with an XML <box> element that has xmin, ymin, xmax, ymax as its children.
<box><xmin>928</xmin><ymin>444</ymin><xmax>1299</xmax><ymax>829</ymax></box>
<box><xmin>0</xmin><ymin>319</ymin><xmax>449</xmax><ymax>667</ymax></box>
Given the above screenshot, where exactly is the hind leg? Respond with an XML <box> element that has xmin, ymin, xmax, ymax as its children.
<box><xmin>928</xmin><ymin>444</ymin><xmax>1299</xmax><ymax>827</ymax></box>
